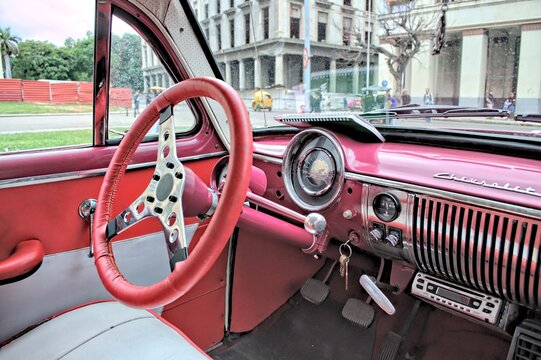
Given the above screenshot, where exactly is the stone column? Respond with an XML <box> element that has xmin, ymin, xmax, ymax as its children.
<box><xmin>516</xmin><ymin>23</ymin><xmax>541</xmax><ymax>114</ymax></box>
<box><xmin>239</xmin><ymin>59</ymin><xmax>246</xmax><ymax>90</ymax></box>
<box><xmin>459</xmin><ymin>29</ymin><xmax>488</xmax><ymax>107</ymax></box>
<box><xmin>276</xmin><ymin>0</ymin><xmax>288</xmax><ymax>37</ymax></box>
<box><xmin>330</xmin><ymin>59</ymin><xmax>337</xmax><ymax>93</ymax></box>
<box><xmin>225</xmin><ymin>61</ymin><xmax>232</xmax><ymax>84</ymax></box>
<box><xmin>352</xmin><ymin>62</ymin><xmax>360</xmax><ymax>94</ymax></box>
<box><xmin>409</xmin><ymin>39</ymin><xmax>433</xmax><ymax>104</ymax></box>
<box><xmin>254</xmin><ymin>56</ymin><xmax>262</xmax><ymax>88</ymax></box>
<box><xmin>275</xmin><ymin>54</ymin><xmax>285</xmax><ymax>86</ymax></box>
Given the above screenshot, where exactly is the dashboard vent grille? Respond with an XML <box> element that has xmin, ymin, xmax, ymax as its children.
<box><xmin>412</xmin><ymin>196</ymin><xmax>541</xmax><ymax>310</ymax></box>
<box><xmin>508</xmin><ymin>320</ymin><xmax>541</xmax><ymax>360</ymax></box>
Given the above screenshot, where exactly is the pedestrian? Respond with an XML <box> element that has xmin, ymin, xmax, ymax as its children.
<box><xmin>146</xmin><ymin>93</ymin><xmax>152</xmax><ymax>106</ymax></box>
<box><xmin>423</xmin><ymin>87</ymin><xmax>434</xmax><ymax>123</ymax></box>
<box><xmin>503</xmin><ymin>92</ymin><xmax>516</xmax><ymax>116</ymax></box>
<box><xmin>343</xmin><ymin>96</ymin><xmax>348</xmax><ymax>110</ymax></box>
<box><xmin>401</xmin><ymin>89</ymin><xmax>411</xmax><ymax>106</ymax></box>
<box><xmin>486</xmin><ymin>90</ymin><xmax>494</xmax><ymax>109</ymax></box>
<box><xmin>390</xmin><ymin>94</ymin><xmax>397</xmax><ymax>108</ymax></box>
<box><xmin>133</xmin><ymin>90</ymin><xmax>140</xmax><ymax>117</ymax></box>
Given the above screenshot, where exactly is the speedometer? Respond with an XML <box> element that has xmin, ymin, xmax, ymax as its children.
<box><xmin>297</xmin><ymin>148</ymin><xmax>336</xmax><ymax>196</ymax></box>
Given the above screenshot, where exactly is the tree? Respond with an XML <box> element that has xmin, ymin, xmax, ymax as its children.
<box><xmin>64</xmin><ymin>31</ymin><xmax>94</xmax><ymax>81</ymax></box>
<box><xmin>349</xmin><ymin>1</ymin><xmax>436</xmax><ymax>97</ymax></box>
<box><xmin>110</xmin><ymin>33</ymin><xmax>143</xmax><ymax>91</ymax></box>
<box><xmin>0</xmin><ymin>27</ymin><xmax>21</xmax><ymax>79</ymax></box>
<box><xmin>12</xmin><ymin>40</ymin><xmax>72</xmax><ymax>80</ymax></box>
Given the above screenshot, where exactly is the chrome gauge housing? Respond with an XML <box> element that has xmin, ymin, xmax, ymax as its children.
<box><xmin>283</xmin><ymin>129</ymin><xmax>345</xmax><ymax>211</ymax></box>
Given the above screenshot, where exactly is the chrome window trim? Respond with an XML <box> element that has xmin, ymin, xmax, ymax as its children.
<box><xmin>253</xmin><ymin>153</ymin><xmax>541</xmax><ymax>220</ymax></box>
<box><xmin>0</xmin><ymin>151</ymin><xmax>227</xmax><ymax>189</ymax></box>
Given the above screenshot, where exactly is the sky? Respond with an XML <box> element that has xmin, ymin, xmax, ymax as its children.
<box><xmin>0</xmin><ymin>0</ymin><xmax>136</xmax><ymax>46</ymax></box>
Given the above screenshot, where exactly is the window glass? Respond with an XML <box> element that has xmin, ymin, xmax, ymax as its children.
<box><xmin>107</xmin><ymin>15</ymin><xmax>196</xmax><ymax>141</ymax></box>
<box><xmin>0</xmin><ymin>0</ymin><xmax>95</xmax><ymax>153</ymax></box>
<box><xmin>192</xmin><ymin>0</ymin><xmax>541</xmax><ymax>138</ymax></box>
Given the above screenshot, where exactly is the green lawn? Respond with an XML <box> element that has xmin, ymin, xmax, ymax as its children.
<box><xmin>0</xmin><ymin>129</ymin><xmax>93</xmax><ymax>152</ymax></box>
<box><xmin>0</xmin><ymin>102</ymin><xmax>95</xmax><ymax>114</ymax></box>
<box><xmin>0</xmin><ymin>102</ymin><xmax>126</xmax><ymax>114</ymax></box>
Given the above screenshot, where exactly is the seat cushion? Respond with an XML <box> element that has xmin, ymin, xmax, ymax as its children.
<box><xmin>0</xmin><ymin>301</ymin><xmax>209</xmax><ymax>360</ymax></box>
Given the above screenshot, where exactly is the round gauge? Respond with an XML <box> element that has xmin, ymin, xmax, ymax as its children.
<box><xmin>297</xmin><ymin>148</ymin><xmax>336</xmax><ymax>196</ymax></box>
<box><xmin>373</xmin><ymin>193</ymin><xmax>400</xmax><ymax>222</ymax></box>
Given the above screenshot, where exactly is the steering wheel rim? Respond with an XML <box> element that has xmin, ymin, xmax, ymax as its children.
<box><xmin>93</xmin><ymin>77</ymin><xmax>252</xmax><ymax>308</ymax></box>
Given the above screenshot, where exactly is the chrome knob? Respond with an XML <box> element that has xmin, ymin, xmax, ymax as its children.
<box><xmin>369</xmin><ymin>227</ymin><xmax>384</xmax><ymax>242</ymax></box>
<box><xmin>386</xmin><ymin>231</ymin><xmax>400</xmax><ymax>247</ymax></box>
<box><xmin>304</xmin><ymin>213</ymin><xmax>327</xmax><ymax>235</ymax></box>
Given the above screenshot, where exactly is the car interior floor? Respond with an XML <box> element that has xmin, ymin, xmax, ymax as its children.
<box><xmin>211</xmin><ymin>258</ymin><xmax>512</xmax><ymax>360</ymax></box>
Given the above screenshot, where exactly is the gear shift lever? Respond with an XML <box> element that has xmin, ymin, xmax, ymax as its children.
<box><xmin>359</xmin><ymin>275</ymin><xmax>396</xmax><ymax>315</ymax></box>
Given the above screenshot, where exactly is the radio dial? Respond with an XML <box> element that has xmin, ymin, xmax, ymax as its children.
<box><xmin>369</xmin><ymin>227</ymin><xmax>384</xmax><ymax>242</ymax></box>
<box><xmin>386</xmin><ymin>231</ymin><xmax>400</xmax><ymax>247</ymax></box>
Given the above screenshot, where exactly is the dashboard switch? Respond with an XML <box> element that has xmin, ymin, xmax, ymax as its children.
<box><xmin>369</xmin><ymin>227</ymin><xmax>384</xmax><ymax>242</ymax></box>
<box><xmin>386</xmin><ymin>231</ymin><xmax>401</xmax><ymax>247</ymax></box>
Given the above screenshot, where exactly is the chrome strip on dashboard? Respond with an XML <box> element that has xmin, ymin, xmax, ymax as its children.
<box><xmin>345</xmin><ymin>173</ymin><xmax>541</xmax><ymax>220</ymax></box>
<box><xmin>0</xmin><ymin>151</ymin><xmax>227</xmax><ymax>189</ymax></box>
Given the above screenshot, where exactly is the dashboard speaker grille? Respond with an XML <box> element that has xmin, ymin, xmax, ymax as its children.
<box><xmin>412</xmin><ymin>196</ymin><xmax>541</xmax><ymax>310</ymax></box>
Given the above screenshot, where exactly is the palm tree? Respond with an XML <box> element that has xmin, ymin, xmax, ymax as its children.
<box><xmin>0</xmin><ymin>27</ymin><xmax>21</xmax><ymax>79</ymax></box>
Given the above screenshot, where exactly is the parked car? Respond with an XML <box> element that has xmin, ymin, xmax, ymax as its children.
<box><xmin>252</xmin><ymin>89</ymin><xmax>272</xmax><ymax>111</ymax></box>
<box><xmin>0</xmin><ymin>1</ymin><xmax>540</xmax><ymax>360</ymax></box>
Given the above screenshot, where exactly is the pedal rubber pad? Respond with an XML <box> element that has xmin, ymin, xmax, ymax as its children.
<box><xmin>300</xmin><ymin>278</ymin><xmax>329</xmax><ymax>305</ymax></box>
<box><xmin>377</xmin><ymin>331</ymin><xmax>402</xmax><ymax>360</ymax></box>
<box><xmin>342</xmin><ymin>298</ymin><xmax>375</xmax><ymax>328</ymax></box>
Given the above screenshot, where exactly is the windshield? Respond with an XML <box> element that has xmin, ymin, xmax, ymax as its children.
<box><xmin>191</xmin><ymin>0</ymin><xmax>541</xmax><ymax>140</ymax></box>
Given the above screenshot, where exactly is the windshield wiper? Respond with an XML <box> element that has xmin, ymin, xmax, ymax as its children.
<box><xmin>359</xmin><ymin>105</ymin><xmax>509</xmax><ymax>120</ymax></box>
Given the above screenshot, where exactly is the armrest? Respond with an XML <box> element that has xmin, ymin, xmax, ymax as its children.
<box><xmin>0</xmin><ymin>240</ymin><xmax>45</xmax><ymax>281</ymax></box>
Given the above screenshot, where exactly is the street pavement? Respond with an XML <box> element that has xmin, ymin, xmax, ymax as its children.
<box><xmin>0</xmin><ymin>108</ymin><xmax>539</xmax><ymax>134</ymax></box>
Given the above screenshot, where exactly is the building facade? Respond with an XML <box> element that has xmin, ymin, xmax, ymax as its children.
<box><xmin>142</xmin><ymin>0</ymin><xmax>378</xmax><ymax>108</ymax></box>
<box><xmin>379</xmin><ymin>0</ymin><xmax>541</xmax><ymax>114</ymax></box>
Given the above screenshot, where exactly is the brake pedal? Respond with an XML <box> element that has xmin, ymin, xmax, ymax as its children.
<box><xmin>342</xmin><ymin>298</ymin><xmax>375</xmax><ymax>328</ymax></box>
<box><xmin>300</xmin><ymin>278</ymin><xmax>329</xmax><ymax>305</ymax></box>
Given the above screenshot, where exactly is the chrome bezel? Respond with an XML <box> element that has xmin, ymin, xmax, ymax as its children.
<box><xmin>283</xmin><ymin>128</ymin><xmax>345</xmax><ymax>212</ymax></box>
<box><xmin>373</xmin><ymin>192</ymin><xmax>401</xmax><ymax>222</ymax></box>
<box><xmin>296</xmin><ymin>148</ymin><xmax>336</xmax><ymax>197</ymax></box>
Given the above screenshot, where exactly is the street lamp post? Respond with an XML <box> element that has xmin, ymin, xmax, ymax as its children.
<box><xmin>303</xmin><ymin>0</ymin><xmax>311</xmax><ymax>112</ymax></box>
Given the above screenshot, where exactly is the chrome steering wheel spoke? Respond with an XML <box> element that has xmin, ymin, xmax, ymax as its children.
<box><xmin>106</xmin><ymin>105</ymin><xmax>189</xmax><ymax>266</ymax></box>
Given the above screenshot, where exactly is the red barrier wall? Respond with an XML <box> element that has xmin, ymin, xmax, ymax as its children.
<box><xmin>51</xmin><ymin>82</ymin><xmax>79</xmax><ymax>103</ymax></box>
<box><xmin>0</xmin><ymin>79</ymin><xmax>23</xmax><ymax>102</ymax></box>
<box><xmin>110</xmin><ymin>88</ymin><xmax>132</xmax><ymax>108</ymax></box>
<box><xmin>0</xmin><ymin>79</ymin><xmax>131</xmax><ymax>106</ymax></box>
<box><xmin>22</xmin><ymin>80</ymin><xmax>51</xmax><ymax>102</ymax></box>
<box><xmin>79</xmin><ymin>82</ymin><xmax>93</xmax><ymax>104</ymax></box>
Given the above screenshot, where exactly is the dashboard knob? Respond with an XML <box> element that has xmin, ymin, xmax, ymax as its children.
<box><xmin>369</xmin><ymin>227</ymin><xmax>384</xmax><ymax>242</ymax></box>
<box><xmin>386</xmin><ymin>231</ymin><xmax>401</xmax><ymax>247</ymax></box>
<box><xmin>304</xmin><ymin>213</ymin><xmax>327</xmax><ymax>235</ymax></box>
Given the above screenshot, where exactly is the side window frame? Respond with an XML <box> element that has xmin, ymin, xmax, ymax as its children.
<box><xmin>94</xmin><ymin>2</ymin><xmax>205</xmax><ymax>147</ymax></box>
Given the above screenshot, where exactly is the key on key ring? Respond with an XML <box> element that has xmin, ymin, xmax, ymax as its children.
<box><xmin>339</xmin><ymin>242</ymin><xmax>352</xmax><ymax>290</ymax></box>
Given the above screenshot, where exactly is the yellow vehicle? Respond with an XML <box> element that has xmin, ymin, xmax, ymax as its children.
<box><xmin>252</xmin><ymin>89</ymin><xmax>273</xmax><ymax>111</ymax></box>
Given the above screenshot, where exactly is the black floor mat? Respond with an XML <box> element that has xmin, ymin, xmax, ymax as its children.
<box><xmin>212</xmin><ymin>296</ymin><xmax>377</xmax><ymax>360</ymax></box>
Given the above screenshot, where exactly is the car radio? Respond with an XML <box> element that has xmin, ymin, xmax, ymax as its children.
<box><xmin>411</xmin><ymin>272</ymin><xmax>503</xmax><ymax>324</ymax></box>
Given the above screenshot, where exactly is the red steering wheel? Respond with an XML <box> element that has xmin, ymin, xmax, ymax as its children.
<box><xmin>93</xmin><ymin>77</ymin><xmax>252</xmax><ymax>308</ymax></box>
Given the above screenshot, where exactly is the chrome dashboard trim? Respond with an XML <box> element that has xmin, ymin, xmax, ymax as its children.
<box><xmin>0</xmin><ymin>151</ymin><xmax>227</xmax><ymax>189</ymax></box>
<box><xmin>345</xmin><ymin>173</ymin><xmax>541</xmax><ymax>220</ymax></box>
<box><xmin>282</xmin><ymin>129</ymin><xmax>345</xmax><ymax>212</ymax></box>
